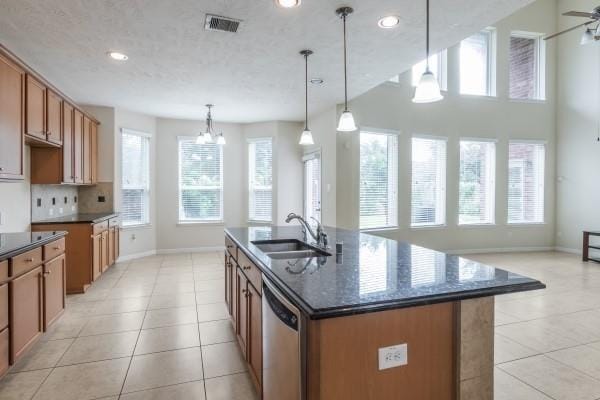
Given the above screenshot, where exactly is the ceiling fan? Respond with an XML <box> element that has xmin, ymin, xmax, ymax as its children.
<box><xmin>545</xmin><ymin>5</ymin><xmax>600</xmax><ymax>43</ymax></box>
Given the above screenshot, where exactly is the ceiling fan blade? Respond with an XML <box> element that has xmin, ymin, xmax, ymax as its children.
<box><xmin>563</xmin><ymin>11</ymin><xmax>596</xmax><ymax>18</ymax></box>
<box><xmin>544</xmin><ymin>21</ymin><xmax>594</xmax><ymax>40</ymax></box>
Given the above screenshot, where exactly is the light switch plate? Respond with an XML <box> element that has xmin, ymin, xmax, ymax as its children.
<box><xmin>378</xmin><ymin>344</ymin><xmax>408</xmax><ymax>370</ymax></box>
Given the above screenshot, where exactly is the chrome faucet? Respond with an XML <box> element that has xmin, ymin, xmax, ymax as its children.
<box><xmin>285</xmin><ymin>213</ymin><xmax>328</xmax><ymax>249</ymax></box>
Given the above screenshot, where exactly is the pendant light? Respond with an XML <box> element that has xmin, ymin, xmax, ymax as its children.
<box><xmin>216</xmin><ymin>131</ymin><xmax>226</xmax><ymax>145</ymax></box>
<box><xmin>413</xmin><ymin>0</ymin><xmax>443</xmax><ymax>103</ymax></box>
<box><xmin>299</xmin><ymin>50</ymin><xmax>315</xmax><ymax>145</ymax></box>
<box><xmin>202</xmin><ymin>104</ymin><xmax>214</xmax><ymax>143</ymax></box>
<box><xmin>336</xmin><ymin>7</ymin><xmax>357</xmax><ymax>132</ymax></box>
<box><xmin>581</xmin><ymin>27</ymin><xmax>594</xmax><ymax>45</ymax></box>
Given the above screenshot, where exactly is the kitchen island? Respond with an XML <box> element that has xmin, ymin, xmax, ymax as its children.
<box><xmin>224</xmin><ymin>226</ymin><xmax>545</xmax><ymax>400</ymax></box>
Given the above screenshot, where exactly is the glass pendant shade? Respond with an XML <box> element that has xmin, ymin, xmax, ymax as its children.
<box><xmin>594</xmin><ymin>25</ymin><xmax>600</xmax><ymax>40</ymax></box>
<box><xmin>581</xmin><ymin>28</ymin><xmax>594</xmax><ymax>45</ymax></box>
<box><xmin>412</xmin><ymin>71</ymin><xmax>444</xmax><ymax>103</ymax></box>
<box><xmin>216</xmin><ymin>133</ymin><xmax>226</xmax><ymax>145</ymax></box>
<box><xmin>202</xmin><ymin>131</ymin><xmax>213</xmax><ymax>143</ymax></box>
<box><xmin>337</xmin><ymin>110</ymin><xmax>357</xmax><ymax>132</ymax></box>
<box><xmin>195</xmin><ymin>133</ymin><xmax>206</xmax><ymax>144</ymax></box>
<box><xmin>299</xmin><ymin>129</ymin><xmax>314</xmax><ymax>145</ymax></box>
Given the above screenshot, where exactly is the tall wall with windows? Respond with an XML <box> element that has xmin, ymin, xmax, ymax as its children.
<box><xmin>334</xmin><ymin>0</ymin><xmax>557</xmax><ymax>252</ymax></box>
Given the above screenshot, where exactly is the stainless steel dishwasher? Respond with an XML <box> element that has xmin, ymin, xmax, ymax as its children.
<box><xmin>262</xmin><ymin>278</ymin><xmax>304</xmax><ymax>400</ymax></box>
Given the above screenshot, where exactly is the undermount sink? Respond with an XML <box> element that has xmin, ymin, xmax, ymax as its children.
<box><xmin>252</xmin><ymin>239</ymin><xmax>331</xmax><ymax>259</ymax></box>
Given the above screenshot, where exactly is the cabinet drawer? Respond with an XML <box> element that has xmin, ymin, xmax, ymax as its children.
<box><xmin>11</xmin><ymin>247</ymin><xmax>43</xmax><ymax>277</ymax></box>
<box><xmin>0</xmin><ymin>261</ymin><xmax>7</xmax><ymax>283</ymax></box>
<box><xmin>238</xmin><ymin>250</ymin><xmax>262</xmax><ymax>295</ymax></box>
<box><xmin>43</xmin><ymin>238</ymin><xmax>65</xmax><ymax>261</ymax></box>
<box><xmin>109</xmin><ymin>218</ymin><xmax>120</xmax><ymax>228</ymax></box>
<box><xmin>0</xmin><ymin>328</ymin><xmax>8</xmax><ymax>377</ymax></box>
<box><xmin>93</xmin><ymin>221</ymin><xmax>108</xmax><ymax>235</ymax></box>
<box><xmin>225</xmin><ymin>235</ymin><xmax>238</xmax><ymax>260</ymax></box>
<box><xmin>0</xmin><ymin>284</ymin><xmax>7</xmax><ymax>330</ymax></box>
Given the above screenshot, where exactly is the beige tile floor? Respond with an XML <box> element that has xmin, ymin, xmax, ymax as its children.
<box><xmin>1</xmin><ymin>250</ymin><xmax>599</xmax><ymax>399</ymax></box>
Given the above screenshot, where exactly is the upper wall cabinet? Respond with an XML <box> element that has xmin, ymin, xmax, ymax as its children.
<box><xmin>25</xmin><ymin>75</ymin><xmax>47</xmax><ymax>142</ymax></box>
<box><xmin>46</xmin><ymin>90</ymin><xmax>62</xmax><ymax>146</ymax></box>
<box><xmin>0</xmin><ymin>53</ymin><xmax>25</xmax><ymax>181</ymax></box>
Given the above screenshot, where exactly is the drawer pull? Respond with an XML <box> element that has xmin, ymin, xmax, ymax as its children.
<box><xmin>243</xmin><ymin>266</ymin><xmax>251</xmax><ymax>271</ymax></box>
<box><xmin>25</xmin><ymin>258</ymin><xmax>34</xmax><ymax>262</ymax></box>
<box><xmin>43</xmin><ymin>271</ymin><xmax>51</xmax><ymax>276</ymax></box>
<box><xmin>241</xmin><ymin>289</ymin><xmax>247</xmax><ymax>294</ymax></box>
<box><xmin>53</xmin><ymin>246</ymin><xmax>60</xmax><ymax>250</ymax></box>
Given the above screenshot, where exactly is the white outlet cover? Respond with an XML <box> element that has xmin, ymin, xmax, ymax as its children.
<box><xmin>378</xmin><ymin>343</ymin><xmax>408</xmax><ymax>370</ymax></box>
<box><xmin>49</xmin><ymin>209</ymin><xmax>54</xmax><ymax>216</ymax></box>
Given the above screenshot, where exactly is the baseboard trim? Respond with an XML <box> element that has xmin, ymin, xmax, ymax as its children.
<box><xmin>554</xmin><ymin>246</ymin><xmax>582</xmax><ymax>255</ymax></box>
<box><xmin>117</xmin><ymin>250</ymin><xmax>157</xmax><ymax>262</ymax></box>
<box><xmin>157</xmin><ymin>246</ymin><xmax>225</xmax><ymax>255</ymax></box>
<box><xmin>448</xmin><ymin>246</ymin><xmax>555</xmax><ymax>255</ymax></box>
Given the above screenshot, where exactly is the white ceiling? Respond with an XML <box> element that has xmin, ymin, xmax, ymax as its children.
<box><xmin>0</xmin><ymin>0</ymin><xmax>532</xmax><ymax>123</ymax></box>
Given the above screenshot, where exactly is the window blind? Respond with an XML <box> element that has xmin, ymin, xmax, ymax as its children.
<box><xmin>459</xmin><ymin>140</ymin><xmax>496</xmax><ymax>225</ymax></box>
<box><xmin>303</xmin><ymin>152</ymin><xmax>321</xmax><ymax>223</ymax></box>
<box><xmin>359</xmin><ymin>131</ymin><xmax>398</xmax><ymax>230</ymax></box>
<box><xmin>178</xmin><ymin>138</ymin><xmax>223</xmax><ymax>222</ymax></box>
<box><xmin>509</xmin><ymin>34</ymin><xmax>542</xmax><ymax>100</ymax></box>
<box><xmin>508</xmin><ymin>142</ymin><xmax>545</xmax><ymax>224</ymax></box>
<box><xmin>412</xmin><ymin>50</ymin><xmax>447</xmax><ymax>90</ymax></box>
<box><xmin>460</xmin><ymin>30</ymin><xmax>493</xmax><ymax>96</ymax></box>
<box><xmin>411</xmin><ymin>137</ymin><xmax>446</xmax><ymax>226</ymax></box>
<box><xmin>249</xmin><ymin>138</ymin><xmax>273</xmax><ymax>222</ymax></box>
<box><xmin>121</xmin><ymin>129</ymin><xmax>150</xmax><ymax>227</ymax></box>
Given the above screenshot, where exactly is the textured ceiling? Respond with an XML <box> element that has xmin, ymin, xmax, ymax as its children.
<box><xmin>0</xmin><ymin>0</ymin><xmax>532</xmax><ymax>122</ymax></box>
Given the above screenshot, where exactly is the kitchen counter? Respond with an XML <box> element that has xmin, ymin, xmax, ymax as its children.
<box><xmin>225</xmin><ymin>226</ymin><xmax>545</xmax><ymax>319</ymax></box>
<box><xmin>31</xmin><ymin>212</ymin><xmax>119</xmax><ymax>225</ymax></box>
<box><xmin>0</xmin><ymin>231</ymin><xmax>68</xmax><ymax>261</ymax></box>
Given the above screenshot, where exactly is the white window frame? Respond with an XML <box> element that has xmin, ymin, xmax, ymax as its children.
<box><xmin>120</xmin><ymin>128</ymin><xmax>151</xmax><ymax>228</ymax></box>
<box><xmin>177</xmin><ymin>136</ymin><xmax>224</xmax><ymax>224</ymax></box>
<box><xmin>410</xmin><ymin>135</ymin><xmax>447</xmax><ymax>228</ymax></box>
<box><xmin>359</xmin><ymin>128</ymin><xmax>399</xmax><ymax>231</ymax></box>
<box><xmin>303</xmin><ymin>150</ymin><xmax>322</xmax><ymax>223</ymax></box>
<box><xmin>459</xmin><ymin>28</ymin><xmax>497</xmax><ymax>97</ymax></box>
<box><xmin>507</xmin><ymin>140</ymin><xmax>546</xmax><ymax>225</ymax></box>
<box><xmin>411</xmin><ymin>49</ymin><xmax>448</xmax><ymax>91</ymax></box>
<box><xmin>458</xmin><ymin>138</ymin><xmax>496</xmax><ymax>226</ymax></box>
<box><xmin>509</xmin><ymin>31</ymin><xmax>546</xmax><ymax>101</ymax></box>
<box><xmin>248</xmin><ymin>137</ymin><xmax>273</xmax><ymax>223</ymax></box>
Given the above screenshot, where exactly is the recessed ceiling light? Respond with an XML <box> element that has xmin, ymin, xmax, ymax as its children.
<box><xmin>378</xmin><ymin>15</ymin><xmax>400</xmax><ymax>29</ymax></box>
<box><xmin>107</xmin><ymin>51</ymin><xmax>128</xmax><ymax>61</ymax></box>
<box><xmin>310</xmin><ymin>78</ymin><xmax>324</xmax><ymax>85</ymax></box>
<box><xmin>275</xmin><ymin>0</ymin><xmax>301</xmax><ymax>8</ymax></box>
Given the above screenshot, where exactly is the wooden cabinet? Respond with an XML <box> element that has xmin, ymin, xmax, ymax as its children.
<box><xmin>43</xmin><ymin>254</ymin><xmax>65</xmax><ymax>329</ymax></box>
<box><xmin>10</xmin><ymin>265</ymin><xmax>43</xmax><ymax>363</ymax></box>
<box><xmin>101</xmin><ymin>230</ymin><xmax>109</xmax><ymax>272</ymax></box>
<box><xmin>114</xmin><ymin>226</ymin><xmax>120</xmax><ymax>262</ymax></box>
<box><xmin>224</xmin><ymin>253</ymin><xmax>232</xmax><ymax>313</ymax></box>
<box><xmin>90</xmin><ymin>121</ymin><xmax>98</xmax><ymax>184</ymax></box>
<box><xmin>92</xmin><ymin>233</ymin><xmax>101</xmax><ymax>282</ymax></box>
<box><xmin>73</xmin><ymin>109</ymin><xmax>83</xmax><ymax>184</ymax></box>
<box><xmin>25</xmin><ymin>75</ymin><xmax>46</xmax><ymax>141</ymax></box>
<box><xmin>46</xmin><ymin>90</ymin><xmax>62</xmax><ymax>145</ymax></box>
<box><xmin>83</xmin><ymin>116</ymin><xmax>91</xmax><ymax>184</ymax></box>
<box><xmin>0</xmin><ymin>261</ymin><xmax>8</xmax><ymax>376</ymax></box>
<box><xmin>236</xmin><ymin>267</ymin><xmax>248</xmax><ymax>358</ymax></box>
<box><xmin>62</xmin><ymin>102</ymin><xmax>74</xmax><ymax>183</ymax></box>
<box><xmin>0</xmin><ymin>53</ymin><xmax>24</xmax><ymax>181</ymax></box>
<box><xmin>108</xmin><ymin>227</ymin><xmax>117</xmax><ymax>266</ymax></box>
<box><xmin>247</xmin><ymin>282</ymin><xmax>262</xmax><ymax>389</ymax></box>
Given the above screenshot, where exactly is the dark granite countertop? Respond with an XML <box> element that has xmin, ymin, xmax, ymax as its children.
<box><xmin>0</xmin><ymin>231</ymin><xmax>68</xmax><ymax>261</ymax></box>
<box><xmin>31</xmin><ymin>212</ymin><xmax>119</xmax><ymax>225</ymax></box>
<box><xmin>225</xmin><ymin>226</ymin><xmax>545</xmax><ymax>319</ymax></box>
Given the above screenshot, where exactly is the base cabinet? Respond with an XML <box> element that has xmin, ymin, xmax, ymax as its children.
<box><xmin>92</xmin><ymin>233</ymin><xmax>101</xmax><ymax>282</ymax></box>
<box><xmin>247</xmin><ymin>282</ymin><xmax>262</xmax><ymax>389</ymax></box>
<box><xmin>236</xmin><ymin>268</ymin><xmax>248</xmax><ymax>358</ymax></box>
<box><xmin>43</xmin><ymin>254</ymin><xmax>66</xmax><ymax>329</ymax></box>
<box><xmin>10</xmin><ymin>266</ymin><xmax>43</xmax><ymax>363</ymax></box>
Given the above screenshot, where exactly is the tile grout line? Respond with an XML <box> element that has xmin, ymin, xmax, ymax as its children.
<box><xmin>191</xmin><ymin>253</ymin><xmax>209</xmax><ymax>398</ymax></box>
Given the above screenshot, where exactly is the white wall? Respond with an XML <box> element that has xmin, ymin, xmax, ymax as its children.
<box><xmin>555</xmin><ymin>0</ymin><xmax>600</xmax><ymax>251</ymax></box>
<box><xmin>114</xmin><ymin>108</ymin><xmax>157</xmax><ymax>257</ymax></box>
<box><xmin>0</xmin><ymin>147</ymin><xmax>30</xmax><ymax>233</ymax></box>
<box><xmin>326</xmin><ymin>0</ymin><xmax>558</xmax><ymax>252</ymax></box>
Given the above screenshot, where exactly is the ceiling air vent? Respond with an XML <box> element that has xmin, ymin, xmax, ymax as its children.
<box><xmin>205</xmin><ymin>14</ymin><xmax>241</xmax><ymax>33</ymax></box>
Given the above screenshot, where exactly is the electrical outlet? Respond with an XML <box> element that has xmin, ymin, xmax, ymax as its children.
<box><xmin>378</xmin><ymin>344</ymin><xmax>408</xmax><ymax>370</ymax></box>
<box><xmin>49</xmin><ymin>209</ymin><xmax>54</xmax><ymax>216</ymax></box>
<box><xmin>59</xmin><ymin>207</ymin><xmax>64</xmax><ymax>214</ymax></box>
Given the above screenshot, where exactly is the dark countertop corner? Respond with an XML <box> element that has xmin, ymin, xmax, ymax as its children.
<box><xmin>0</xmin><ymin>231</ymin><xmax>68</xmax><ymax>261</ymax></box>
<box><xmin>31</xmin><ymin>212</ymin><xmax>119</xmax><ymax>225</ymax></box>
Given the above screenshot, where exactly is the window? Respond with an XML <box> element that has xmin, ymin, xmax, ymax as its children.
<box><xmin>509</xmin><ymin>32</ymin><xmax>545</xmax><ymax>100</ymax></box>
<box><xmin>508</xmin><ymin>141</ymin><xmax>545</xmax><ymax>224</ymax></box>
<box><xmin>178</xmin><ymin>138</ymin><xmax>223</xmax><ymax>223</ymax></box>
<box><xmin>248</xmin><ymin>138</ymin><xmax>273</xmax><ymax>222</ymax></box>
<box><xmin>411</xmin><ymin>137</ymin><xmax>446</xmax><ymax>226</ymax></box>
<box><xmin>459</xmin><ymin>140</ymin><xmax>496</xmax><ymax>225</ymax></box>
<box><xmin>460</xmin><ymin>29</ymin><xmax>495</xmax><ymax>96</ymax></box>
<box><xmin>359</xmin><ymin>130</ymin><xmax>398</xmax><ymax>230</ymax></box>
<box><xmin>121</xmin><ymin>129</ymin><xmax>150</xmax><ymax>227</ymax></box>
<box><xmin>412</xmin><ymin>50</ymin><xmax>448</xmax><ymax>90</ymax></box>
<box><xmin>303</xmin><ymin>152</ymin><xmax>321</xmax><ymax>223</ymax></box>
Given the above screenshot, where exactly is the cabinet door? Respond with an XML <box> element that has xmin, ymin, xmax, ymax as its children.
<box><xmin>46</xmin><ymin>90</ymin><xmax>62</xmax><ymax>145</ymax></box>
<box><xmin>247</xmin><ymin>283</ymin><xmax>262</xmax><ymax>389</ymax></box>
<box><xmin>224</xmin><ymin>254</ymin><xmax>231</xmax><ymax>314</ymax></box>
<box><xmin>0</xmin><ymin>54</ymin><xmax>24</xmax><ymax>180</ymax></box>
<box><xmin>62</xmin><ymin>102</ymin><xmax>74</xmax><ymax>183</ymax></box>
<box><xmin>108</xmin><ymin>227</ymin><xmax>116</xmax><ymax>266</ymax></box>
<box><xmin>92</xmin><ymin>234</ymin><xmax>101</xmax><ymax>281</ymax></box>
<box><xmin>236</xmin><ymin>268</ymin><xmax>248</xmax><ymax>357</ymax></box>
<box><xmin>82</xmin><ymin>116</ymin><xmax>91</xmax><ymax>184</ymax></box>
<box><xmin>73</xmin><ymin>109</ymin><xmax>83</xmax><ymax>184</ymax></box>
<box><xmin>43</xmin><ymin>254</ymin><xmax>65</xmax><ymax>330</ymax></box>
<box><xmin>25</xmin><ymin>75</ymin><xmax>46</xmax><ymax>140</ymax></box>
<box><xmin>90</xmin><ymin>121</ymin><xmax>98</xmax><ymax>183</ymax></box>
<box><xmin>10</xmin><ymin>266</ymin><xmax>43</xmax><ymax>363</ymax></box>
<box><xmin>114</xmin><ymin>228</ymin><xmax>120</xmax><ymax>262</ymax></box>
<box><xmin>231</xmin><ymin>260</ymin><xmax>238</xmax><ymax>329</ymax></box>
<box><xmin>101</xmin><ymin>230</ymin><xmax>109</xmax><ymax>272</ymax></box>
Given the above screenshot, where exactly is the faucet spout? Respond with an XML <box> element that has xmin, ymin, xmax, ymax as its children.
<box><xmin>285</xmin><ymin>213</ymin><xmax>328</xmax><ymax>249</ymax></box>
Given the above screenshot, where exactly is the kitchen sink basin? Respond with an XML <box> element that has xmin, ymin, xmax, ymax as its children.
<box><xmin>252</xmin><ymin>239</ymin><xmax>331</xmax><ymax>259</ymax></box>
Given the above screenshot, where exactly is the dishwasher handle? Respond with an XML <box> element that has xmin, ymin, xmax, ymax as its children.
<box><xmin>263</xmin><ymin>281</ymin><xmax>299</xmax><ymax>331</ymax></box>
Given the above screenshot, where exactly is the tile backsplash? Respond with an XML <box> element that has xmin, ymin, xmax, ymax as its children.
<box><xmin>31</xmin><ymin>185</ymin><xmax>78</xmax><ymax>222</ymax></box>
<box><xmin>78</xmin><ymin>182</ymin><xmax>114</xmax><ymax>213</ymax></box>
